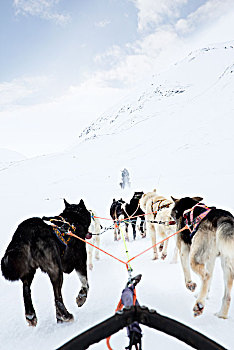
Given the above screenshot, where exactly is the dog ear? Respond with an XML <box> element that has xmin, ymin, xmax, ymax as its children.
<box><xmin>193</xmin><ymin>196</ymin><xmax>203</xmax><ymax>202</ymax></box>
<box><xmin>79</xmin><ymin>199</ymin><xmax>86</xmax><ymax>208</ymax></box>
<box><xmin>171</xmin><ymin>196</ymin><xmax>179</xmax><ymax>203</ymax></box>
<box><xmin>64</xmin><ymin>199</ymin><xmax>70</xmax><ymax>207</ymax></box>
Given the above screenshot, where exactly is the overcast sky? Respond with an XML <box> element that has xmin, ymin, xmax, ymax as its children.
<box><xmin>1</xmin><ymin>0</ymin><xmax>234</xmax><ymax>156</ymax></box>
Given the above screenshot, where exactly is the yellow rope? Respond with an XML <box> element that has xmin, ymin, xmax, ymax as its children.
<box><xmin>118</xmin><ymin>222</ymin><xmax>132</xmax><ymax>272</ymax></box>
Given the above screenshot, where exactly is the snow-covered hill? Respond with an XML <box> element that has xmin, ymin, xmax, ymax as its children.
<box><xmin>0</xmin><ymin>41</ymin><xmax>234</xmax><ymax>350</ymax></box>
<box><xmin>0</xmin><ymin>148</ymin><xmax>26</xmax><ymax>170</ymax></box>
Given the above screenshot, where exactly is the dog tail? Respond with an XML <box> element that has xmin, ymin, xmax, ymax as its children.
<box><xmin>216</xmin><ymin>216</ymin><xmax>234</xmax><ymax>258</ymax></box>
<box><xmin>1</xmin><ymin>250</ymin><xmax>24</xmax><ymax>281</ymax></box>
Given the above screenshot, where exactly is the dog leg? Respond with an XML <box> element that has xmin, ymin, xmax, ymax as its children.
<box><xmin>116</xmin><ymin>227</ymin><xmax>120</xmax><ymax>240</ymax></box>
<box><xmin>88</xmin><ymin>244</ymin><xmax>93</xmax><ymax>270</ymax></box>
<box><xmin>158</xmin><ymin>229</ymin><xmax>168</xmax><ymax>260</ymax></box>
<box><xmin>216</xmin><ymin>260</ymin><xmax>233</xmax><ymax>319</ymax></box>
<box><xmin>140</xmin><ymin>219</ymin><xmax>146</xmax><ymax>238</ymax></box>
<box><xmin>124</xmin><ymin>222</ymin><xmax>129</xmax><ymax>242</ymax></box>
<box><xmin>94</xmin><ymin>234</ymin><xmax>100</xmax><ymax>260</ymax></box>
<box><xmin>159</xmin><ymin>243</ymin><xmax>164</xmax><ymax>252</ymax></box>
<box><xmin>179</xmin><ymin>242</ymin><xmax>196</xmax><ymax>291</ymax></box>
<box><xmin>22</xmin><ymin>272</ymin><xmax>37</xmax><ymax>327</ymax></box>
<box><xmin>76</xmin><ymin>270</ymin><xmax>89</xmax><ymax>307</ymax></box>
<box><xmin>114</xmin><ymin>224</ymin><xmax>118</xmax><ymax>241</ymax></box>
<box><xmin>170</xmin><ymin>242</ymin><xmax>178</xmax><ymax>264</ymax></box>
<box><xmin>149</xmin><ymin>222</ymin><xmax>158</xmax><ymax>260</ymax></box>
<box><xmin>49</xmin><ymin>271</ymin><xmax>74</xmax><ymax>323</ymax></box>
<box><xmin>205</xmin><ymin>256</ymin><xmax>216</xmax><ymax>299</ymax></box>
<box><xmin>190</xmin><ymin>258</ymin><xmax>213</xmax><ymax>317</ymax></box>
<box><xmin>140</xmin><ymin>220</ymin><xmax>146</xmax><ymax>238</ymax></box>
<box><xmin>161</xmin><ymin>240</ymin><xmax>168</xmax><ymax>260</ymax></box>
<box><xmin>132</xmin><ymin>219</ymin><xmax>137</xmax><ymax>240</ymax></box>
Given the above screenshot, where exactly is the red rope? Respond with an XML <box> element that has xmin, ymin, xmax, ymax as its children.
<box><xmin>127</xmin><ymin>226</ymin><xmax>188</xmax><ymax>264</ymax></box>
<box><xmin>68</xmin><ymin>226</ymin><xmax>188</xmax><ymax>267</ymax></box>
<box><xmin>94</xmin><ymin>209</ymin><xmax>158</xmax><ymax>223</ymax></box>
<box><xmin>67</xmin><ymin>231</ymin><xmax>128</xmax><ymax>267</ymax></box>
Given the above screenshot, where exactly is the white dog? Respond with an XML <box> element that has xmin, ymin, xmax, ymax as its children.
<box><xmin>87</xmin><ymin>210</ymin><xmax>101</xmax><ymax>270</ymax></box>
<box><xmin>140</xmin><ymin>189</ymin><xmax>178</xmax><ymax>262</ymax></box>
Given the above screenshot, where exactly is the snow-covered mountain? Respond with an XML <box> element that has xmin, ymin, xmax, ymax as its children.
<box><xmin>0</xmin><ymin>41</ymin><xmax>234</xmax><ymax>350</ymax></box>
<box><xmin>0</xmin><ymin>148</ymin><xmax>26</xmax><ymax>170</ymax></box>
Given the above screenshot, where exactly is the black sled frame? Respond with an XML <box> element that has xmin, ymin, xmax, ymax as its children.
<box><xmin>57</xmin><ymin>305</ymin><xmax>226</xmax><ymax>350</ymax></box>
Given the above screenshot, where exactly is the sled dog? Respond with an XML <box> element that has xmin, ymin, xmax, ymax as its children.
<box><xmin>140</xmin><ymin>189</ymin><xmax>177</xmax><ymax>261</ymax></box>
<box><xmin>1</xmin><ymin>199</ymin><xmax>91</xmax><ymax>326</ymax></box>
<box><xmin>171</xmin><ymin>196</ymin><xmax>234</xmax><ymax>318</ymax></box>
<box><xmin>122</xmin><ymin>191</ymin><xmax>146</xmax><ymax>240</ymax></box>
<box><xmin>110</xmin><ymin>198</ymin><xmax>129</xmax><ymax>241</ymax></box>
<box><xmin>87</xmin><ymin>210</ymin><xmax>101</xmax><ymax>270</ymax></box>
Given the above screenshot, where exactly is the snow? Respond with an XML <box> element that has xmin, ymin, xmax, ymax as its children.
<box><xmin>1</xmin><ymin>41</ymin><xmax>234</xmax><ymax>349</ymax></box>
<box><xmin>0</xmin><ymin>148</ymin><xmax>26</xmax><ymax>171</ymax></box>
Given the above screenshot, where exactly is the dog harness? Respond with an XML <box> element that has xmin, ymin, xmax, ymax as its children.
<box><xmin>183</xmin><ymin>203</ymin><xmax>212</xmax><ymax>239</ymax></box>
<box><xmin>49</xmin><ymin>217</ymin><xmax>75</xmax><ymax>246</ymax></box>
<box><xmin>151</xmin><ymin>198</ymin><xmax>172</xmax><ymax>219</ymax></box>
<box><xmin>52</xmin><ymin>225</ymin><xmax>72</xmax><ymax>246</ymax></box>
<box><xmin>42</xmin><ymin>216</ymin><xmax>76</xmax><ymax>245</ymax></box>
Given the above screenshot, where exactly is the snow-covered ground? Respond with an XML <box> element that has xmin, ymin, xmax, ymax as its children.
<box><xmin>0</xmin><ymin>41</ymin><xmax>234</xmax><ymax>349</ymax></box>
<box><xmin>0</xmin><ymin>148</ymin><xmax>26</xmax><ymax>171</ymax></box>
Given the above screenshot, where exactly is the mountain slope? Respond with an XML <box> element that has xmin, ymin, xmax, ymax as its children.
<box><xmin>0</xmin><ymin>41</ymin><xmax>234</xmax><ymax>350</ymax></box>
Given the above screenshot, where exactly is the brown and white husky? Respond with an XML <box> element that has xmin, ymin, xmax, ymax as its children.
<box><xmin>171</xmin><ymin>196</ymin><xmax>234</xmax><ymax>318</ymax></box>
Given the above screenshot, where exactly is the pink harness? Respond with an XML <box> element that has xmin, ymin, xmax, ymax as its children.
<box><xmin>183</xmin><ymin>203</ymin><xmax>212</xmax><ymax>238</ymax></box>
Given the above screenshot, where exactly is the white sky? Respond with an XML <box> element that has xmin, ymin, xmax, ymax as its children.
<box><xmin>1</xmin><ymin>0</ymin><xmax>234</xmax><ymax>157</ymax></box>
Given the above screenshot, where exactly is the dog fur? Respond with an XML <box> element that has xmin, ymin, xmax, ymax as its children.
<box><xmin>140</xmin><ymin>189</ymin><xmax>177</xmax><ymax>261</ymax></box>
<box><xmin>122</xmin><ymin>191</ymin><xmax>146</xmax><ymax>240</ymax></box>
<box><xmin>171</xmin><ymin>196</ymin><xmax>234</xmax><ymax>318</ymax></box>
<box><xmin>1</xmin><ymin>199</ymin><xmax>91</xmax><ymax>326</ymax></box>
<box><xmin>87</xmin><ymin>210</ymin><xmax>101</xmax><ymax>270</ymax></box>
<box><xmin>110</xmin><ymin>198</ymin><xmax>129</xmax><ymax>241</ymax></box>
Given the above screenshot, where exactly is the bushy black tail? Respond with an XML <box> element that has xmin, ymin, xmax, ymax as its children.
<box><xmin>1</xmin><ymin>251</ymin><xmax>22</xmax><ymax>281</ymax></box>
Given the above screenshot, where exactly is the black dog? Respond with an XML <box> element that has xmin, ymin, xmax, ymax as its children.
<box><xmin>110</xmin><ymin>198</ymin><xmax>126</xmax><ymax>241</ymax></box>
<box><xmin>123</xmin><ymin>192</ymin><xmax>145</xmax><ymax>240</ymax></box>
<box><xmin>1</xmin><ymin>199</ymin><xmax>91</xmax><ymax>326</ymax></box>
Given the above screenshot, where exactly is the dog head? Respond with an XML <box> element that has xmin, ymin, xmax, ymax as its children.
<box><xmin>170</xmin><ymin>196</ymin><xmax>203</xmax><ymax>220</ymax></box>
<box><xmin>110</xmin><ymin>198</ymin><xmax>126</xmax><ymax>219</ymax></box>
<box><xmin>132</xmin><ymin>191</ymin><xmax>144</xmax><ymax>201</ymax></box>
<box><xmin>62</xmin><ymin>199</ymin><xmax>91</xmax><ymax>236</ymax></box>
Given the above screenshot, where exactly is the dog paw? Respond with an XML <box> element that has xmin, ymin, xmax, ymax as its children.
<box><xmin>186</xmin><ymin>281</ymin><xmax>197</xmax><ymax>292</ymax></box>
<box><xmin>215</xmin><ymin>312</ymin><xmax>228</xmax><ymax>319</ymax></box>
<box><xmin>76</xmin><ymin>292</ymin><xmax>87</xmax><ymax>307</ymax></box>
<box><xmin>88</xmin><ymin>263</ymin><xmax>93</xmax><ymax>270</ymax></box>
<box><xmin>57</xmin><ymin>313</ymin><xmax>74</xmax><ymax>323</ymax></box>
<box><xmin>26</xmin><ymin>314</ymin><xmax>37</xmax><ymax>327</ymax></box>
<box><xmin>161</xmin><ymin>253</ymin><xmax>167</xmax><ymax>260</ymax></box>
<box><xmin>56</xmin><ymin>301</ymin><xmax>74</xmax><ymax>323</ymax></box>
<box><xmin>141</xmin><ymin>233</ymin><xmax>146</xmax><ymax>238</ymax></box>
<box><xmin>193</xmin><ymin>302</ymin><xmax>204</xmax><ymax>317</ymax></box>
<box><xmin>152</xmin><ymin>255</ymin><xmax>159</xmax><ymax>260</ymax></box>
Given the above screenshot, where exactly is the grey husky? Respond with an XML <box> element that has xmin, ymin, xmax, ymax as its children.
<box><xmin>171</xmin><ymin>196</ymin><xmax>234</xmax><ymax>318</ymax></box>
